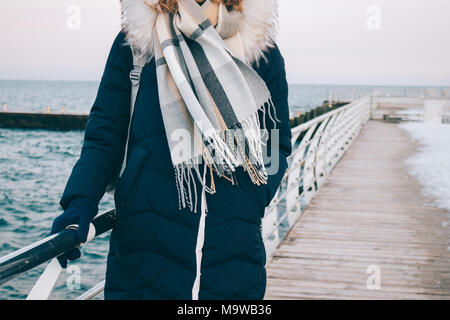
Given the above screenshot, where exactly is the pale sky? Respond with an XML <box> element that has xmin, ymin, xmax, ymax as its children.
<box><xmin>0</xmin><ymin>0</ymin><xmax>449</xmax><ymax>86</ymax></box>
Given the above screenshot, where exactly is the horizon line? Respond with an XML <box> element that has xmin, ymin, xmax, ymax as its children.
<box><xmin>0</xmin><ymin>78</ymin><xmax>449</xmax><ymax>89</ymax></box>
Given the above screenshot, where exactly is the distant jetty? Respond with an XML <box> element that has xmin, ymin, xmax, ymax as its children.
<box><xmin>0</xmin><ymin>110</ymin><xmax>88</xmax><ymax>131</ymax></box>
<box><xmin>289</xmin><ymin>101</ymin><xmax>349</xmax><ymax>127</ymax></box>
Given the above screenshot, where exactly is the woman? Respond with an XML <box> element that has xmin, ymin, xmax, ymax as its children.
<box><xmin>51</xmin><ymin>0</ymin><xmax>292</xmax><ymax>300</ymax></box>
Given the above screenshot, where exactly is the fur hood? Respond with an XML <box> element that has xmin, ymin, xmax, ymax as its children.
<box><xmin>120</xmin><ymin>0</ymin><xmax>279</xmax><ymax>64</ymax></box>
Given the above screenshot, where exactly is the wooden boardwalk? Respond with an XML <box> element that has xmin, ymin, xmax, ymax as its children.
<box><xmin>265</xmin><ymin>120</ymin><xmax>450</xmax><ymax>299</ymax></box>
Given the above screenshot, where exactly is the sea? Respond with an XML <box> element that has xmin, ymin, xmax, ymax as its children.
<box><xmin>0</xmin><ymin>80</ymin><xmax>448</xmax><ymax>300</ymax></box>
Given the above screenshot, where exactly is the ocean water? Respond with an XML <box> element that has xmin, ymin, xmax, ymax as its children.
<box><xmin>0</xmin><ymin>80</ymin><xmax>443</xmax><ymax>300</ymax></box>
<box><xmin>0</xmin><ymin>128</ymin><xmax>114</xmax><ymax>300</ymax></box>
<box><xmin>0</xmin><ymin>80</ymin><xmax>426</xmax><ymax>114</ymax></box>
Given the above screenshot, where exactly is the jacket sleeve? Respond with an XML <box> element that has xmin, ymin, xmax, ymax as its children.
<box><xmin>59</xmin><ymin>32</ymin><xmax>133</xmax><ymax>210</ymax></box>
<box><xmin>254</xmin><ymin>44</ymin><xmax>293</xmax><ymax>205</ymax></box>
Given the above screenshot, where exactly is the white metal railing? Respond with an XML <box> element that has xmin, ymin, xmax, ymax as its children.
<box><xmin>75</xmin><ymin>280</ymin><xmax>105</xmax><ymax>300</ymax></box>
<box><xmin>261</xmin><ymin>95</ymin><xmax>373</xmax><ymax>260</ymax></box>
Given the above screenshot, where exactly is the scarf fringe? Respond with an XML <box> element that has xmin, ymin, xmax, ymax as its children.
<box><xmin>175</xmin><ymin>97</ymin><xmax>280</xmax><ymax>212</ymax></box>
<box><xmin>175</xmin><ymin>159</ymin><xmax>214</xmax><ymax>213</ymax></box>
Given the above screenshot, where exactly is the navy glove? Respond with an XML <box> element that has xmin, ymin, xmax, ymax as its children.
<box><xmin>50</xmin><ymin>197</ymin><xmax>99</xmax><ymax>268</ymax></box>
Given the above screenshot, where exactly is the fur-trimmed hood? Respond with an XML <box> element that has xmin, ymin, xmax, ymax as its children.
<box><xmin>120</xmin><ymin>0</ymin><xmax>279</xmax><ymax>64</ymax></box>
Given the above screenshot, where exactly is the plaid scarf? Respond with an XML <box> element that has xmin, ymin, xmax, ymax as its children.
<box><xmin>154</xmin><ymin>0</ymin><xmax>276</xmax><ymax>212</ymax></box>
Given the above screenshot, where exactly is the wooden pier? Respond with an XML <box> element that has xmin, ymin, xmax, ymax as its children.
<box><xmin>264</xmin><ymin>120</ymin><xmax>450</xmax><ymax>299</ymax></box>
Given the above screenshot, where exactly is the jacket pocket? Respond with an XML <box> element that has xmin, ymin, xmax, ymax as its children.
<box><xmin>114</xmin><ymin>145</ymin><xmax>149</xmax><ymax>213</ymax></box>
<box><xmin>247</xmin><ymin>182</ymin><xmax>270</xmax><ymax>212</ymax></box>
<box><xmin>234</xmin><ymin>169</ymin><xmax>270</xmax><ymax>214</ymax></box>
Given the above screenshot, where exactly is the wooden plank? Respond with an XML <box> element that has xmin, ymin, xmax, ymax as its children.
<box><xmin>265</xmin><ymin>120</ymin><xmax>450</xmax><ymax>300</ymax></box>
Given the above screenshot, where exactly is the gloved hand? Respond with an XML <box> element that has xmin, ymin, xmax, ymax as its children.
<box><xmin>50</xmin><ymin>197</ymin><xmax>99</xmax><ymax>268</ymax></box>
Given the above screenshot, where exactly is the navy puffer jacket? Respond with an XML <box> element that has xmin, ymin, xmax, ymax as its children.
<box><xmin>60</xmin><ymin>31</ymin><xmax>292</xmax><ymax>300</ymax></box>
